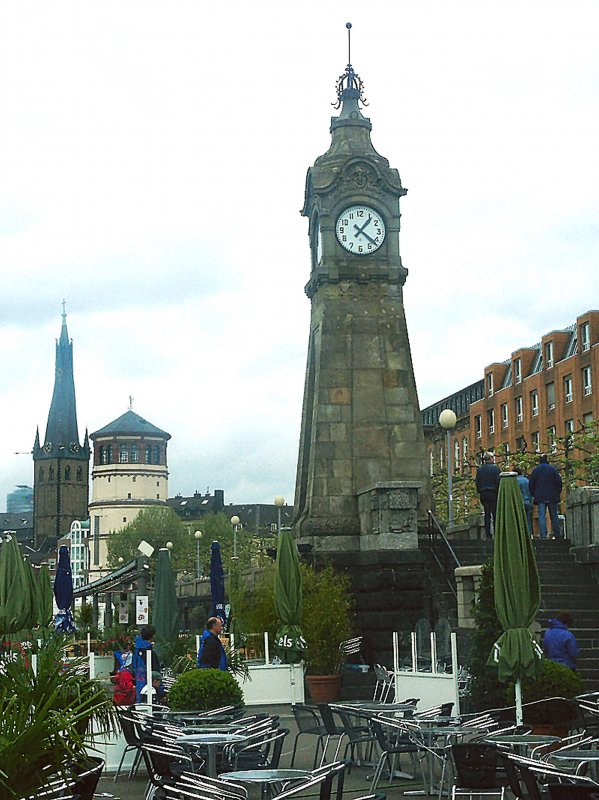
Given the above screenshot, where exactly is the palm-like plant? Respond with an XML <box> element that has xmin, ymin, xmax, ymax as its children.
<box><xmin>0</xmin><ymin>635</ymin><xmax>117</xmax><ymax>799</ymax></box>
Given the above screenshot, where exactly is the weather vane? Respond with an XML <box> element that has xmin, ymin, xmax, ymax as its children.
<box><xmin>128</xmin><ymin>395</ymin><xmax>134</xmax><ymax>410</ymax></box>
<box><xmin>333</xmin><ymin>22</ymin><xmax>368</xmax><ymax>109</ymax></box>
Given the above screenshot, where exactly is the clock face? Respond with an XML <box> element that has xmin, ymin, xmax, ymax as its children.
<box><xmin>335</xmin><ymin>205</ymin><xmax>386</xmax><ymax>255</ymax></box>
<box><xmin>43</xmin><ymin>442</ymin><xmax>52</xmax><ymax>453</ymax></box>
<box><xmin>69</xmin><ymin>442</ymin><xmax>80</xmax><ymax>453</ymax></box>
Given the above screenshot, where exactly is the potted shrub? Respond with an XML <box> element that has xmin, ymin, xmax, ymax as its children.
<box><xmin>509</xmin><ymin>658</ymin><xmax>584</xmax><ymax>735</ymax></box>
<box><xmin>168</xmin><ymin>667</ymin><xmax>244</xmax><ymax>711</ymax></box>
<box><xmin>302</xmin><ymin>564</ymin><xmax>354</xmax><ymax>703</ymax></box>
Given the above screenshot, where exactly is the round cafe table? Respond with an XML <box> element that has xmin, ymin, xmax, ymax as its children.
<box><xmin>484</xmin><ymin>733</ymin><xmax>561</xmax><ymax>755</ymax></box>
<box><xmin>221</xmin><ymin>769</ymin><xmax>310</xmax><ymax>800</ymax></box>
<box><xmin>175</xmin><ymin>733</ymin><xmax>246</xmax><ymax>777</ymax></box>
<box><xmin>549</xmin><ymin>749</ymin><xmax>599</xmax><ymax>780</ymax></box>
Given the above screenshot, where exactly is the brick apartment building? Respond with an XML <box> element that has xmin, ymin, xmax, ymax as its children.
<box><xmin>422</xmin><ymin>310</ymin><xmax>599</xmax><ymax>476</ymax></box>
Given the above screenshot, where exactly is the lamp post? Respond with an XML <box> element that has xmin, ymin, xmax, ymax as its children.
<box><xmin>194</xmin><ymin>530</ymin><xmax>202</xmax><ymax>578</ymax></box>
<box><xmin>231</xmin><ymin>515</ymin><xmax>240</xmax><ymax>560</ymax></box>
<box><xmin>274</xmin><ymin>496</ymin><xmax>285</xmax><ymax>536</ymax></box>
<box><xmin>439</xmin><ymin>409</ymin><xmax>457</xmax><ymax>528</ymax></box>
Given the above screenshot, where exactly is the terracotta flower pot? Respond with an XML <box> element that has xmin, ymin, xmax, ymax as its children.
<box><xmin>305</xmin><ymin>674</ymin><xmax>342</xmax><ymax>703</ymax></box>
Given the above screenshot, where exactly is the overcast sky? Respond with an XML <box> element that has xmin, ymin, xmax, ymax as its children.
<box><xmin>1</xmin><ymin>1</ymin><xmax>598</xmax><ymax>510</ymax></box>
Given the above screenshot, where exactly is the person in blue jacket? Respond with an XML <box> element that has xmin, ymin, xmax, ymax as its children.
<box><xmin>529</xmin><ymin>454</ymin><xmax>563</xmax><ymax>539</ymax></box>
<box><xmin>197</xmin><ymin>616</ymin><xmax>227</xmax><ymax>670</ymax></box>
<box><xmin>514</xmin><ymin>467</ymin><xmax>533</xmax><ymax>535</ymax></box>
<box><xmin>543</xmin><ymin>612</ymin><xmax>579</xmax><ymax>670</ymax></box>
<box><xmin>475</xmin><ymin>452</ymin><xmax>501</xmax><ymax>538</ymax></box>
<box><xmin>132</xmin><ymin>624</ymin><xmax>161</xmax><ymax>702</ymax></box>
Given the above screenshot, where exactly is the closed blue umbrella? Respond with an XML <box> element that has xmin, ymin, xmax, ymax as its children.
<box><xmin>210</xmin><ymin>541</ymin><xmax>227</xmax><ymax>626</ymax></box>
<box><xmin>54</xmin><ymin>545</ymin><xmax>76</xmax><ymax>633</ymax></box>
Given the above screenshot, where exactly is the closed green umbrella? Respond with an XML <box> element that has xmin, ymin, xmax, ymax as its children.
<box><xmin>273</xmin><ymin>528</ymin><xmax>306</xmax><ymax>664</ymax></box>
<box><xmin>38</xmin><ymin>564</ymin><xmax>54</xmax><ymax>628</ymax></box>
<box><xmin>152</xmin><ymin>547</ymin><xmax>179</xmax><ymax>660</ymax></box>
<box><xmin>0</xmin><ymin>534</ymin><xmax>34</xmax><ymax>635</ymax></box>
<box><xmin>24</xmin><ymin>559</ymin><xmax>41</xmax><ymax>629</ymax></box>
<box><xmin>489</xmin><ymin>472</ymin><xmax>542</xmax><ymax>725</ymax></box>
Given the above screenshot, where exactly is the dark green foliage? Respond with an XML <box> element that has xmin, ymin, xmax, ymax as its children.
<box><xmin>467</xmin><ymin>562</ymin><xmax>506</xmax><ymax>710</ymax></box>
<box><xmin>168</xmin><ymin>667</ymin><xmax>243</xmax><ymax>711</ymax></box>
<box><xmin>508</xmin><ymin>658</ymin><xmax>584</xmax><ymax>724</ymax></box>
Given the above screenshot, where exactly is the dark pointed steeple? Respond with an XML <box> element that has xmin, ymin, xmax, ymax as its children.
<box><xmin>39</xmin><ymin>307</ymin><xmax>87</xmax><ymax>460</ymax></box>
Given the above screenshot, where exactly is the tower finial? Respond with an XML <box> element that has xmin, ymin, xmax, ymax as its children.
<box><xmin>128</xmin><ymin>395</ymin><xmax>134</xmax><ymax>410</ymax></box>
<box><xmin>61</xmin><ymin>299</ymin><xmax>67</xmax><ymax>321</ymax></box>
<box><xmin>333</xmin><ymin>22</ymin><xmax>368</xmax><ymax>109</ymax></box>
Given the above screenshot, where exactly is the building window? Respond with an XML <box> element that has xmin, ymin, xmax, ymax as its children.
<box><xmin>564</xmin><ymin>375</ymin><xmax>573</xmax><ymax>404</ymax></box>
<box><xmin>546</xmin><ymin>382</ymin><xmax>555</xmax><ymax>411</ymax></box>
<box><xmin>488</xmin><ymin>409</ymin><xmax>495</xmax><ymax>434</ymax></box>
<box><xmin>119</xmin><ymin>444</ymin><xmax>129</xmax><ymax>464</ymax></box>
<box><xmin>93</xmin><ymin>516</ymin><xmax>100</xmax><ymax>565</ymax></box>
<box><xmin>501</xmin><ymin>403</ymin><xmax>508</xmax><ymax>429</ymax></box>
<box><xmin>486</xmin><ymin>373</ymin><xmax>494</xmax><ymax>397</ymax></box>
<box><xmin>454</xmin><ymin>440</ymin><xmax>460</xmax><ymax>468</ymax></box>
<box><xmin>548</xmin><ymin>425</ymin><xmax>557</xmax><ymax>453</ymax></box>
<box><xmin>49</xmin><ymin>466</ymin><xmax>54</xmax><ymax>481</ymax></box>
<box><xmin>462</xmin><ymin>437</ymin><xmax>468</xmax><ymax>464</ymax></box>
<box><xmin>123</xmin><ymin>517</ymin><xmax>127</xmax><ymax>523</ymax></box>
<box><xmin>105</xmin><ymin>445</ymin><xmax>112</xmax><ymax>464</ymax></box>
<box><xmin>145</xmin><ymin>446</ymin><xmax>152</xmax><ymax>464</ymax></box>
<box><xmin>64</xmin><ymin>465</ymin><xmax>71</xmax><ymax>481</ymax></box>
<box><xmin>132</xmin><ymin>476</ymin><xmax>136</xmax><ymax>482</ymax></box>
<box><xmin>532</xmin><ymin>431</ymin><xmax>540</xmax><ymax>452</ymax></box>
<box><xmin>581</xmin><ymin>321</ymin><xmax>591</xmax><ymax>352</ymax></box>
<box><xmin>127</xmin><ymin>492</ymin><xmax>131</xmax><ymax>499</ymax></box>
<box><xmin>39</xmin><ymin>467</ymin><xmax>44</xmax><ymax>482</ymax></box>
<box><xmin>583</xmin><ymin>366</ymin><xmax>592</xmax><ymax>396</ymax></box>
<box><xmin>131</xmin><ymin>444</ymin><xmax>139</xmax><ymax>463</ymax></box>
<box><xmin>514</xmin><ymin>358</ymin><xmax>522</xmax><ymax>384</ymax></box>
<box><xmin>153</xmin><ymin>445</ymin><xmax>161</xmax><ymax>464</ymax></box>
<box><xmin>429</xmin><ymin>450</ymin><xmax>434</xmax><ymax>477</ymax></box>
<box><xmin>99</xmin><ymin>445</ymin><xmax>106</xmax><ymax>464</ymax></box>
<box><xmin>531</xmin><ymin>390</ymin><xmax>539</xmax><ymax>417</ymax></box>
<box><xmin>565</xmin><ymin>419</ymin><xmax>575</xmax><ymax>446</ymax></box>
<box><xmin>475</xmin><ymin>415</ymin><xmax>482</xmax><ymax>439</ymax></box>
<box><xmin>76</xmin><ymin>466</ymin><xmax>82</xmax><ymax>481</ymax></box>
<box><xmin>584</xmin><ymin>412</ymin><xmax>594</xmax><ymax>429</ymax></box>
<box><xmin>515</xmin><ymin>396</ymin><xmax>523</xmax><ymax>423</ymax></box>
<box><xmin>545</xmin><ymin>341</ymin><xmax>554</xmax><ymax>369</ymax></box>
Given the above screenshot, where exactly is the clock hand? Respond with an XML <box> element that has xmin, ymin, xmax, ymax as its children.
<box><xmin>353</xmin><ymin>217</ymin><xmax>376</xmax><ymax>244</ymax></box>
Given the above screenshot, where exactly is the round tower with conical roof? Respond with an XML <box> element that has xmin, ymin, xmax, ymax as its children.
<box><xmin>88</xmin><ymin>407</ymin><xmax>170</xmax><ymax>571</ymax></box>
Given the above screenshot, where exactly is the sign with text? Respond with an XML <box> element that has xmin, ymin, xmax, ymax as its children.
<box><xmin>136</xmin><ymin>596</ymin><xmax>149</xmax><ymax>625</ymax></box>
<box><xmin>118</xmin><ymin>600</ymin><xmax>129</xmax><ymax>624</ymax></box>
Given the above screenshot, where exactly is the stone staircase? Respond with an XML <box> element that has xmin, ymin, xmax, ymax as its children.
<box><xmin>446</xmin><ymin>538</ymin><xmax>599</xmax><ymax>692</ymax></box>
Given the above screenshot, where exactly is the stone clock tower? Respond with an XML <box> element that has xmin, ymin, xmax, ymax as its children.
<box><xmin>293</xmin><ymin>52</ymin><xmax>430</xmax><ymax>558</ymax></box>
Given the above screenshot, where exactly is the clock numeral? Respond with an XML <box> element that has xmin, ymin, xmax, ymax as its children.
<box><xmin>349</xmin><ymin>242</ymin><xmax>354</xmax><ymax>249</ymax></box>
<box><xmin>342</xmin><ymin>218</ymin><xmax>348</xmax><ymax>225</ymax></box>
<box><xmin>357</xmin><ymin>210</ymin><xmax>364</xmax><ymax>217</ymax></box>
<box><xmin>348</xmin><ymin>213</ymin><xmax>354</xmax><ymax>219</ymax></box>
<box><xmin>338</xmin><ymin>226</ymin><xmax>344</xmax><ymax>234</ymax></box>
<box><xmin>376</xmin><ymin>228</ymin><xmax>382</xmax><ymax>235</ymax></box>
<box><xmin>358</xmin><ymin>245</ymin><xmax>363</xmax><ymax>253</ymax></box>
<box><xmin>342</xmin><ymin>235</ymin><xmax>347</xmax><ymax>242</ymax></box>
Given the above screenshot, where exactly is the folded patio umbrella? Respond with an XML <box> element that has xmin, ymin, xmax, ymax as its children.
<box><xmin>152</xmin><ymin>547</ymin><xmax>180</xmax><ymax>658</ymax></box>
<box><xmin>0</xmin><ymin>534</ymin><xmax>35</xmax><ymax>635</ymax></box>
<box><xmin>53</xmin><ymin>545</ymin><xmax>76</xmax><ymax>633</ymax></box>
<box><xmin>273</xmin><ymin>528</ymin><xmax>306</xmax><ymax>663</ymax></box>
<box><xmin>488</xmin><ymin>472</ymin><xmax>542</xmax><ymax>725</ymax></box>
<box><xmin>210</xmin><ymin>541</ymin><xmax>227</xmax><ymax>626</ymax></box>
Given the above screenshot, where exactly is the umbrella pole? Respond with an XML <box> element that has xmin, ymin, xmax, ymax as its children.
<box><xmin>515</xmin><ymin>678</ymin><xmax>523</xmax><ymax>727</ymax></box>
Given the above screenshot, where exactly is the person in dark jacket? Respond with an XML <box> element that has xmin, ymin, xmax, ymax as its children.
<box><xmin>197</xmin><ymin>616</ymin><xmax>227</xmax><ymax>670</ymax></box>
<box><xmin>475</xmin><ymin>452</ymin><xmax>501</xmax><ymax>538</ymax></box>
<box><xmin>543</xmin><ymin>612</ymin><xmax>579</xmax><ymax>670</ymax></box>
<box><xmin>132</xmin><ymin>624</ymin><xmax>161</xmax><ymax>702</ymax></box>
<box><xmin>529</xmin><ymin>454</ymin><xmax>563</xmax><ymax>539</ymax></box>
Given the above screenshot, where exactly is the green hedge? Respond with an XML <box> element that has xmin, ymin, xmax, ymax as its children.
<box><xmin>168</xmin><ymin>668</ymin><xmax>243</xmax><ymax>711</ymax></box>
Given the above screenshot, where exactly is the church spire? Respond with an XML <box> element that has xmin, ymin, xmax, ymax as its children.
<box><xmin>41</xmin><ymin>307</ymin><xmax>85</xmax><ymax>458</ymax></box>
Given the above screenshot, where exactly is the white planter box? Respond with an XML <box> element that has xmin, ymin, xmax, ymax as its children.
<box><xmin>235</xmin><ymin>663</ymin><xmax>305</xmax><ymax>705</ymax></box>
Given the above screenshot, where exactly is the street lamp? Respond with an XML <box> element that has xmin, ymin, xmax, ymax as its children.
<box><xmin>165</xmin><ymin>541</ymin><xmax>173</xmax><ymax>550</ymax></box>
<box><xmin>274</xmin><ymin>496</ymin><xmax>285</xmax><ymax>536</ymax></box>
<box><xmin>439</xmin><ymin>409</ymin><xmax>458</xmax><ymax>528</ymax></box>
<box><xmin>194</xmin><ymin>530</ymin><xmax>202</xmax><ymax>578</ymax></box>
<box><xmin>230</xmin><ymin>515</ymin><xmax>240</xmax><ymax>559</ymax></box>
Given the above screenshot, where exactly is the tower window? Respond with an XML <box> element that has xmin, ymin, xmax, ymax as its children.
<box><xmin>119</xmin><ymin>444</ymin><xmax>129</xmax><ymax>464</ymax></box>
<box><xmin>39</xmin><ymin>467</ymin><xmax>44</xmax><ymax>482</ymax></box>
<box><xmin>153</xmin><ymin>445</ymin><xmax>161</xmax><ymax>464</ymax></box>
<box><xmin>145</xmin><ymin>446</ymin><xmax>151</xmax><ymax>464</ymax></box>
<box><xmin>76</xmin><ymin>466</ymin><xmax>82</xmax><ymax>481</ymax></box>
<box><xmin>131</xmin><ymin>444</ymin><xmax>139</xmax><ymax>463</ymax></box>
<box><xmin>127</xmin><ymin>492</ymin><xmax>131</xmax><ymax>500</ymax></box>
<box><xmin>99</xmin><ymin>445</ymin><xmax>106</xmax><ymax>464</ymax></box>
<box><xmin>123</xmin><ymin>517</ymin><xmax>127</xmax><ymax>523</ymax></box>
<box><xmin>49</xmin><ymin>466</ymin><xmax>55</xmax><ymax>481</ymax></box>
<box><xmin>64</xmin><ymin>465</ymin><xmax>71</xmax><ymax>481</ymax></box>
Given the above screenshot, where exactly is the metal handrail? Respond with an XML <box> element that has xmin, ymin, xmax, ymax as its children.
<box><xmin>426</xmin><ymin>510</ymin><xmax>462</xmax><ymax>600</ymax></box>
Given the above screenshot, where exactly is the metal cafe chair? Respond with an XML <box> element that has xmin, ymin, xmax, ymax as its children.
<box><xmin>450</xmin><ymin>743</ymin><xmax>505</xmax><ymax>799</ymax></box>
<box><xmin>290</xmin><ymin>705</ymin><xmax>329</xmax><ymax>768</ymax></box>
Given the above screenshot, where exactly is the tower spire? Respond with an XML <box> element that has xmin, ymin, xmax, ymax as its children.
<box><xmin>42</xmin><ymin>308</ymin><xmax>83</xmax><ymax>454</ymax></box>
